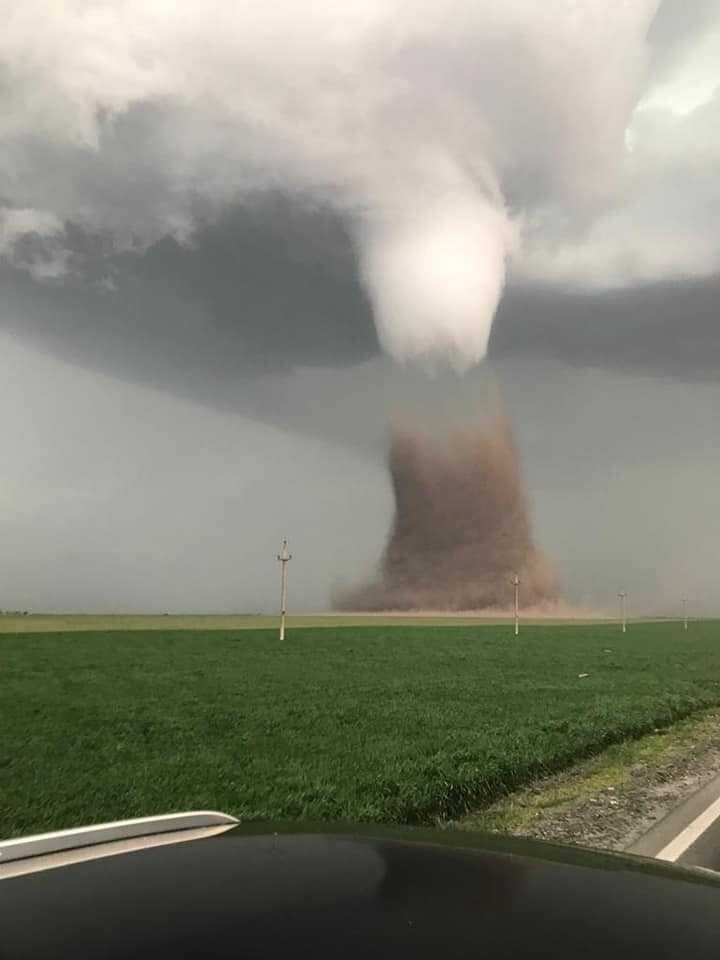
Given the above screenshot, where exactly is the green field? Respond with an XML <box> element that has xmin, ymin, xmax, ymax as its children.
<box><xmin>0</xmin><ymin>613</ymin><xmax>611</xmax><ymax>633</ymax></box>
<box><xmin>2</xmin><ymin>622</ymin><xmax>720</xmax><ymax>839</ymax></box>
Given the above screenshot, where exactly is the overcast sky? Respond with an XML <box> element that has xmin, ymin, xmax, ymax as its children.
<box><xmin>1</xmin><ymin>1</ymin><xmax>719</xmax><ymax>614</ymax></box>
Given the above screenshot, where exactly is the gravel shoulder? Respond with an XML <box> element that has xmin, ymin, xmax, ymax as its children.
<box><xmin>455</xmin><ymin>709</ymin><xmax>720</xmax><ymax>852</ymax></box>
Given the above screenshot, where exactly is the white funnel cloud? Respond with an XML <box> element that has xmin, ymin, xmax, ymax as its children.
<box><xmin>359</xmin><ymin>193</ymin><xmax>515</xmax><ymax>371</ymax></box>
<box><xmin>0</xmin><ymin>1</ymin><xmax>662</xmax><ymax>369</ymax></box>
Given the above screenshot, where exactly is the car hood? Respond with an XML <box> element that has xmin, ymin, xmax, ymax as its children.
<box><xmin>2</xmin><ymin>821</ymin><xmax>719</xmax><ymax>958</ymax></box>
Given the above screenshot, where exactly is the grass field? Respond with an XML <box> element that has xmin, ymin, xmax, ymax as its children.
<box><xmin>3</xmin><ymin>621</ymin><xmax>720</xmax><ymax>839</ymax></box>
<box><xmin>0</xmin><ymin>613</ymin><xmax>612</xmax><ymax>633</ymax></box>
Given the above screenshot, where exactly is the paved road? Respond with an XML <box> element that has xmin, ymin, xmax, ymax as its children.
<box><xmin>678</xmin><ymin>816</ymin><xmax>720</xmax><ymax>872</ymax></box>
<box><xmin>629</xmin><ymin>772</ymin><xmax>720</xmax><ymax>872</ymax></box>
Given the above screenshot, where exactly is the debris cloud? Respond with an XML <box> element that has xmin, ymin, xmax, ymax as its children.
<box><xmin>339</xmin><ymin>407</ymin><xmax>557</xmax><ymax>611</ymax></box>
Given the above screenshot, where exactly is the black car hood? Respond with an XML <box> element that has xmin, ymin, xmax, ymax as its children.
<box><xmin>2</xmin><ymin>822</ymin><xmax>719</xmax><ymax>958</ymax></box>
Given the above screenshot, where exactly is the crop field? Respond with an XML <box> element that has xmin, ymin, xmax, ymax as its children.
<box><xmin>3</xmin><ymin>621</ymin><xmax>720</xmax><ymax>839</ymax></box>
<box><xmin>0</xmin><ymin>613</ymin><xmax>610</xmax><ymax>633</ymax></box>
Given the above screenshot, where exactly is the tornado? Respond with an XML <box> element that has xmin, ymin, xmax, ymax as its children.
<box><xmin>339</xmin><ymin>406</ymin><xmax>557</xmax><ymax>612</ymax></box>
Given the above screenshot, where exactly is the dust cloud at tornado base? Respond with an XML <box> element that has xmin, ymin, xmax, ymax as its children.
<box><xmin>338</xmin><ymin>398</ymin><xmax>558</xmax><ymax>613</ymax></box>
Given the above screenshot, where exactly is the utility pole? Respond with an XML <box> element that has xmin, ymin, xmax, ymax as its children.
<box><xmin>512</xmin><ymin>574</ymin><xmax>520</xmax><ymax>636</ymax></box>
<box><xmin>682</xmin><ymin>596</ymin><xmax>688</xmax><ymax>631</ymax></box>
<box><xmin>277</xmin><ymin>539</ymin><xmax>291</xmax><ymax>641</ymax></box>
<box><xmin>618</xmin><ymin>591</ymin><xmax>627</xmax><ymax>633</ymax></box>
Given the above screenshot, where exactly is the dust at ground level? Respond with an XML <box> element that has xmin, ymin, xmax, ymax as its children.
<box><xmin>454</xmin><ymin>710</ymin><xmax>720</xmax><ymax>852</ymax></box>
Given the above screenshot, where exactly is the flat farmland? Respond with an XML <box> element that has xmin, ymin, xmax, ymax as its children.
<box><xmin>2</xmin><ymin>622</ymin><xmax>720</xmax><ymax>838</ymax></box>
<box><xmin>0</xmin><ymin>613</ymin><xmax>608</xmax><ymax>633</ymax></box>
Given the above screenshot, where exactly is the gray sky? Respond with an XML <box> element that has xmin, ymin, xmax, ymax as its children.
<box><xmin>0</xmin><ymin>1</ymin><xmax>719</xmax><ymax>614</ymax></box>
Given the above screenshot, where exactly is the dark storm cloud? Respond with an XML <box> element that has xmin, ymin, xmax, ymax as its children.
<box><xmin>2</xmin><ymin>191</ymin><xmax>717</xmax><ymax>432</ymax></box>
<box><xmin>0</xmin><ymin>1</ymin><xmax>670</xmax><ymax>369</ymax></box>
<box><xmin>1</xmin><ymin>1</ymin><xmax>719</xmax><ymax>388</ymax></box>
<box><xmin>0</xmin><ymin>196</ymin><xmax>378</xmax><ymax>413</ymax></box>
<box><xmin>491</xmin><ymin>276</ymin><xmax>720</xmax><ymax>383</ymax></box>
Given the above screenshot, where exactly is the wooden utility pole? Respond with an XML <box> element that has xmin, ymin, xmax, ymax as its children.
<box><xmin>512</xmin><ymin>574</ymin><xmax>520</xmax><ymax>636</ymax></box>
<box><xmin>618</xmin><ymin>591</ymin><xmax>627</xmax><ymax>633</ymax></box>
<box><xmin>277</xmin><ymin>539</ymin><xmax>291</xmax><ymax>640</ymax></box>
